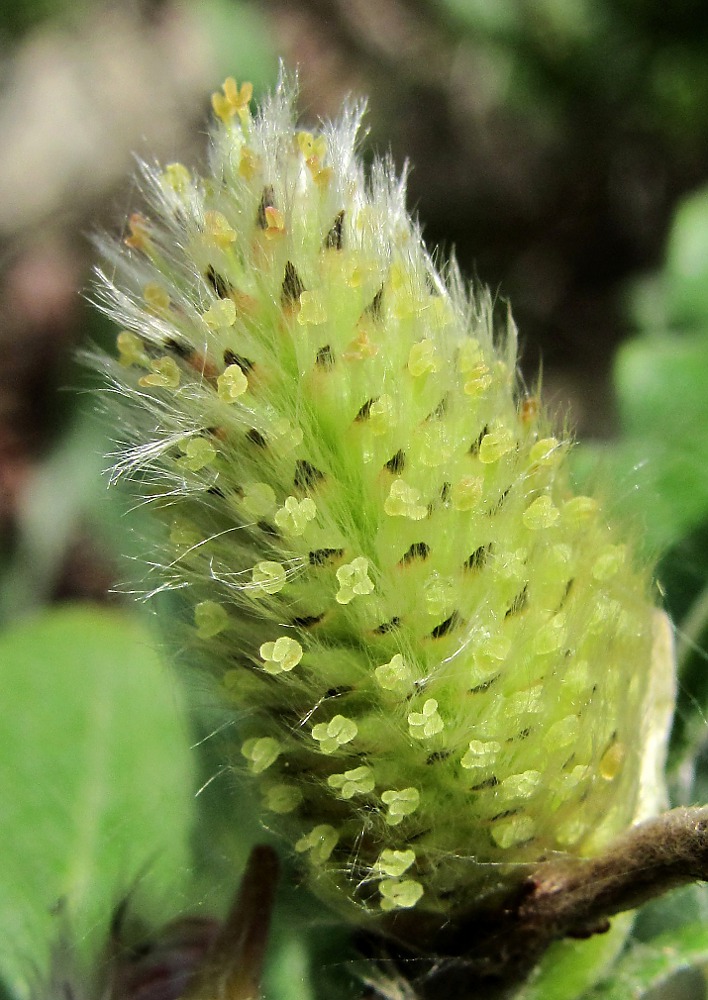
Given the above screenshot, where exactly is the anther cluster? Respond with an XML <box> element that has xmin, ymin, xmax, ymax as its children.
<box><xmin>94</xmin><ymin>75</ymin><xmax>668</xmax><ymax>921</ymax></box>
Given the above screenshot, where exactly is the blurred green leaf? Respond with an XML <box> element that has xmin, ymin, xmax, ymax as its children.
<box><xmin>611</xmin><ymin>329</ymin><xmax>708</xmax><ymax>552</ymax></box>
<box><xmin>515</xmin><ymin>914</ymin><xmax>634</xmax><ymax>1000</ymax></box>
<box><xmin>586</xmin><ymin>923</ymin><xmax>708</xmax><ymax>999</ymax></box>
<box><xmin>0</xmin><ymin>605</ymin><xmax>195</xmax><ymax>996</ymax></box>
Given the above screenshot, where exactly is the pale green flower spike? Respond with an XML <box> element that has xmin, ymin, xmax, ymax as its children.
<box><xmin>93</xmin><ymin>72</ymin><xmax>675</xmax><ymax>923</ymax></box>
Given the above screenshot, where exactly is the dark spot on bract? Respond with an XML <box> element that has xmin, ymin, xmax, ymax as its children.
<box><xmin>325</xmin><ymin>685</ymin><xmax>352</xmax><ymax>698</ymax></box>
<box><xmin>324</xmin><ymin>210</ymin><xmax>344</xmax><ymax>250</ymax></box>
<box><xmin>282</xmin><ymin>261</ymin><xmax>305</xmax><ymax>306</ymax></box>
<box><xmin>426</xmin><ymin>750</ymin><xmax>452</xmax><ymax>765</ymax></box>
<box><xmin>223</xmin><ymin>350</ymin><xmax>253</xmax><ymax>373</ymax></box>
<box><xmin>257</xmin><ymin>185</ymin><xmax>276</xmax><ymax>229</ymax></box>
<box><xmin>426</xmin><ymin>396</ymin><xmax>448</xmax><ymax>420</ymax></box>
<box><xmin>488</xmin><ymin>488</ymin><xmax>510</xmax><ymax>515</ymax></box>
<box><xmin>294</xmin><ymin>459</ymin><xmax>324</xmax><ymax>490</ymax></box>
<box><xmin>164</xmin><ymin>337</ymin><xmax>191</xmax><ymax>359</ymax></box>
<box><xmin>431</xmin><ymin>612</ymin><xmax>461</xmax><ymax>639</ymax></box>
<box><xmin>246</xmin><ymin>428</ymin><xmax>267</xmax><ymax>449</ymax></box>
<box><xmin>309</xmin><ymin>548</ymin><xmax>344</xmax><ymax>566</ymax></box>
<box><xmin>365</xmin><ymin>286</ymin><xmax>384</xmax><ymax>321</ymax></box>
<box><xmin>440</xmin><ymin>482</ymin><xmax>451</xmax><ymax>502</ymax></box>
<box><xmin>470</xmin><ymin>675</ymin><xmax>499</xmax><ymax>694</ymax></box>
<box><xmin>207</xmin><ymin>485</ymin><xmax>225</xmax><ymax>497</ymax></box>
<box><xmin>490</xmin><ymin>808</ymin><xmax>520</xmax><ymax>822</ymax></box>
<box><xmin>385</xmin><ymin>449</ymin><xmax>405</xmax><ymax>474</ymax></box>
<box><xmin>471</xmin><ymin>776</ymin><xmax>499</xmax><ymax>791</ymax></box>
<box><xmin>559</xmin><ymin>578</ymin><xmax>575</xmax><ymax>608</ymax></box>
<box><xmin>206</xmin><ymin>265</ymin><xmax>232</xmax><ymax>298</ymax></box>
<box><xmin>355</xmin><ymin>398</ymin><xmax>375</xmax><ymax>422</ymax></box>
<box><xmin>374</xmin><ymin>617</ymin><xmax>400</xmax><ymax>635</ymax></box>
<box><xmin>400</xmin><ymin>542</ymin><xmax>430</xmax><ymax>565</ymax></box>
<box><xmin>316</xmin><ymin>345</ymin><xmax>334</xmax><ymax>368</ymax></box>
<box><xmin>470</xmin><ymin>425</ymin><xmax>489</xmax><ymax>455</ymax></box>
<box><xmin>292</xmin><ymin>613</ymin><xmax>324</xmax><ymax>628</ymax></box>
<box><xmin>257</xmin><ymin>520</ymin><xmax>278</xmax><ymax>536</ymax></box>
<box><xmin>465</xmin><ymin>544</ymin><xmax>492</xmax><ymax>571</ymax></box>
<box><xmin>505</xmin><ymin>585</ymin><xmax>528</xmax><ymax>618</ymax></box>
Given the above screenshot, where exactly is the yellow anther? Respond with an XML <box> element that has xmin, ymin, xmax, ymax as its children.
<box><xmin>211</xmin><ymin>77</ymin><xmax>253</xmax><ymax>126</ymax></box>
<box><xmin>238</xmin><ymin>146</ymin><xmax>259</xmax><ymax>180</ymax></box>
<box><xmin>375</xmin><ymin>654</ymin><xmax>414</xmax><ymax>694</ymax></box>
<box><xmin>264</xmin><ymin>783</ymin><xmax>302</xmax><ymax>814</ymax></box>
<box><xmin>461</xmin><ymin>739</ymin><xmax>501</xmax><ymax>770</ymax></box>
<box><xmin>379</xmin><ymin>879</ymin><xmax>424</xmax><ymax>912</ymax></box>
<box><xmin>203</xmin><ymin>298</ymin><xmax>236</xmax><ymax>329</ymax></box>
<box><xmin>251</xmin><ymin>561</ymin><xmax>287</xmax><ymax>595</ymax></box>
<box><xmin>138</xmin><ymin>356</ymin><xmax>180</xmax><ymax>389</ymax></box>
<box><xmin>523</xmin><ymin>495</ymin><xmax>560</xmax><ymax>530</ymax></box>
<box><xmin>116</xmin><ymin>331</ymin><xmax>149</xmax><ymax>368</ymax></box>
<box><xmin>592</xmin><ymin>544</ymin><xmax>627</xmax><ymax>581</ymax></box>
<box><xmin>599</xmin><ymin>742</ymin><xmax>625</xmax><ymax>780</ymax></box>
<box><xmin>498</xmin><ymin>770</ymin><xmax>542</xmax><ymax>801</ymax></box>
<box><xmin>542</xmin><ymin>715</ymin><xmax>578</xmax><ymax>751</ymax></box>
<box><xmin>297</xmin><ymin>131</ymin><xmax>327</xmax><ymax>160</ymax></box>
<box><xmin>161</xmin><ymin>162</ymin><xmax>191</xmax><ymax>193</ymax></box>
<box><xmin>194</xmin><ymin>600</ymin><xmax>228</xmax><ymax>639</ymax></box>
<box><xmin>263</xmin><ymin>205</ymin><xmax>285</xmax><ymax>239</ymax></box>
<box><xmin>343</xmin><ymin>330</ymin><xmax>379</xmax><ymax>361</ymax></box>
<box><xmin>408</xmin><ymin>339</ymin><xmax>439</xmax><ymax>377</ymax></box>
<box><xmin>311</xmin><ymin>715</ymin><xmax>358</xmax><ymax>754</ymax></box>
<box><xmin>295</xmin><ymin>824</ymin><xmax>338</xmax><ymax>864</ymax></box>
<box><xmin>177</xmin><ymin>437</ymin><xmax>216</xmax><ymax>472</ymax></box>
<box><xmin>451</xmin><ymin>476</ymin><xmax>483</xmax><ymax>511</ymax></box>
<box><xmin>491</xmin><ymin>815</ymin><xmax>536</xmax><ymax>849</ymax></box>
<box><xmin>374</xmin><ymin>849</ymin><xmax>415</xmax><ymax>878</ymax></box>
<box><xmin>143</xmin><ymin>283</ymin><xmax>170</xmax><ymax>313</ymax></box>
<box><xmin>309</xmin><ymin>163</ymin><xmax>332</xmax><ymax>190</ymax></box>
<box><xmin>529</xmin><ymin>437</ymin><xmax>562</xmax><ymax>466</ymax></box>
<box><xmin>124</xmin><ymin>213</ymin><xmax>151</xmax><ymax>252</ymax></box>
<box><xmin>407</xmin><ymin>698</ymin><xmax>444</xmax><ymax>739</ymax></box>
<box><xmin>335</xmin><ymin>556</ymin><xmax>374</xmax><ymax>605</ymax></box>
<box><xmin>367</xmin><ymin>393</ymin><xmax>393</xmax><ymax>433</ymax></box>
<box><xmin>297</xmin><ymin>290</ymin><xmax>327</xmax><ymax>326</ymax></box>
<box><xmin>423</xmin><ymin>574</ymin><xmax>455</xmax><ymax>617</ymax></box>
<box><xmin>384</xmin><ymin>479</ymin><xmax>427</xmax><ymax>520</ymax></box>
<box><xmin>241</xmin><ymin>736</ymin><xmax>280</xmax><ymax>774</ymax></box>
<box><xmin>327</xmin><ymin>765</ymin><xmax>375</xmax><ymax>799</ymax></box>
<box><xmin>458</xmin><ymin>338</ymin><xmax>483</xmax><ymax>372</ymax></box>
<box><xmin>562</xmin><ymin>495</ymin><xmax>598</xmax><ymax>525</ymax></box>
<box><xmin>533</xmin><ymin>613</ymin><xmax>566</xmax><ymax>654</ymax></box>
<box><xmin>381</xmin><ymin>786</ymin><xmax>420</xmax><ymax>826</ymax></box>
<box><xmin>217</xmin><ymin>364</ymin><xmax>248</xmax><ymax>402</ymax></box>
<box><xmin>241</xmin><ymin>482</ymin><xmax>276</xmax><ymax>516</ymax></box>
<box><xmin>479</xmin><ymin>428</ymin><xmax>515</xmax><ymax>464</ymax></box>
<box><xmin>464</xmin><ymin>363</ymin><xmax>493</xmax><ymax>396</ymax></box>
<box><xmin>272</xmin><ymin>418</ymin><xmax>304</xmax><ymax>448</ymax></box>
<box><xmin>259</xmin><ymin>636</ymin><xmax>303</xmax><ymax>675</ymax></box>
<box><xmin>274</xmin><ymin>496</ymin><xmax>317</xmax><ymax>535</ymax></box>
<box><xmin>204</xmin><ymin>210</ymin><xmax>237</xmax><ymax>249</ymax></box>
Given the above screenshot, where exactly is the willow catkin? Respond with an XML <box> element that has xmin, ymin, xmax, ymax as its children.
<box><xmin>92</xmin><ymin>74</ymin><xmax>674</xmax><ymax>923</ymax></box>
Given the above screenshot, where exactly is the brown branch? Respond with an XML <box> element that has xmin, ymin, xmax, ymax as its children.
<box><xmin>186</xmin><ymin>845</ymin><xmax>280</xmax><ymax>1000</ymax></box>
<box><xmin>371</xmin><ymin>807</ymin><xmax>708</xmax><ymax>999</ymax></box>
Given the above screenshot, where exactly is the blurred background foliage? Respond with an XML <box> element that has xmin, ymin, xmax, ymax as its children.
<box><xmin>2</xmin><ymin>1</ymin><xmax>708</xmax><ymax>998</ymax></box>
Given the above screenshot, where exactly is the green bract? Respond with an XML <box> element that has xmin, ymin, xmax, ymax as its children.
<box><xmin>93</xmin><ymin>75</ymin><xmax>674</xmax><ymax>922</ymax></box>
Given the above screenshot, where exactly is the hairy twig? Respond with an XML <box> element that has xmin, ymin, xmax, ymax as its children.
<box><xmin>371</xmin><ymin>807</ymin><xmax>708</xmax><ymax>998</ymax></box>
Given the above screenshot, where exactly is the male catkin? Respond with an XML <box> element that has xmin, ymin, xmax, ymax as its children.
<box><xmin>93</xmin><ymin>75</ymin><xmax>673</xmax><ymax>922</ymax></box>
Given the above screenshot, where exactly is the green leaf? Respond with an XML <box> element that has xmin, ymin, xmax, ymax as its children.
<box><xmin>587</xmin><ymin>923</ymin><xmax>708</xmax><ymax>999</ymax></box>
<box><xmin>515</xmin><ymin>913</ymin><xmax>634</xmax><ymax>1000</ymax></box>
<box><xmin>0</xmin><ymin>605</ymin><xmax>195</xmax><ymax>996</ymax></box>
<box><xmin>601</xmin><ymin>329</ymin><xmax>708</xmax><ymax>552</ymax></box>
